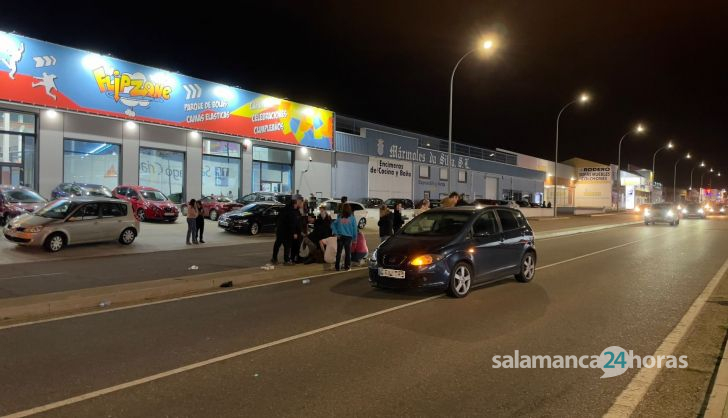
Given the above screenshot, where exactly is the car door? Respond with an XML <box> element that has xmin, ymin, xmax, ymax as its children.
<box><xmin>263</xmin><ymin>206</ymin><xmax>281</xmax><ymax>230</ymax></box>
<box><xmin>470</xmin><ymin>210</ymin><xmax>504</xmax><ymax>281</ymax></box>
<box><xmin>67</xmin><ymin>203</ymin><xmax>101</xmax><ymax>243</ymax></box>
<box><xmin>97</xmin><ymin>202</ymin><xmax>126</xmax><ymax>241</ymax></box>
<box><xmin>495</xmin><ymin>209</ymin><xmax>527</xmax><ymax>271</ymax></box>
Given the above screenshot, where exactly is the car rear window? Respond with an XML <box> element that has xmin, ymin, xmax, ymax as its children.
<box><xmin>497</xmin><ymin>210</ymin><xmax>521</xmax><ymax>231</ymax></box>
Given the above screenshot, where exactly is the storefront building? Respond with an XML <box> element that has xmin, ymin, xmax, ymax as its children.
<box><xmin>333</xmin><ymin>122</ymin><xmax>545</xmax><ymax>202</ymax></box>
<box><xmin>0</xmin><ymin>31</ymin><xmax>334</xmax><ymax>202</ymax></box>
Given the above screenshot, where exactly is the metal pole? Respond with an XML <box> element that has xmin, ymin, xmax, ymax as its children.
<box><xmin>673</xmin><ymin>157</ymin><xmax>682</xmax><ymax>203</ymax></box>
<box><xmin>616</xmin><ymin>132</ymin><xmax>629</xmax><ymax>212</ymax></box>
<box><xmin>554</xmin><ymin>100</ymin><xmax>576</xmax><ymax>217</ymax></box>
<box><xmin>652</xmin><ymin>146</ymin><xmax>666</xmax><ymax>203</ymax></box>
<box><xmin>448</xmin><ymin>49</ymin><xmax>475</xmax><ymax>194</ymax></box>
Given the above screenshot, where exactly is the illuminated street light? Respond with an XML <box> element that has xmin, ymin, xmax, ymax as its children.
<box><xmin>651</xmin><ymin>140</ymin><xmax>674</xmax><ymax>202</ymax></box>
<box><xmin>690</xmin><ymin>161</ymin><xmax>706</xmax><ymax>190</ymax></box>
<box><xmin>554</xmin><ymin>91</ymin><xmax>591</xmax><ymax>216</ymax></box>
<box><xmin>447</xmin><ymin>36</ymin><xmax>499</xmax><ymax>192</ymax></box>
<box><xmin>616</xmin><ymin>123</ymin><xmax>646</xmax><ymax>211</ymax></box>
<box><xmin>673</xmin><ymin>153</ymin><xmax>691</xmax><ymax>203</ymax></box>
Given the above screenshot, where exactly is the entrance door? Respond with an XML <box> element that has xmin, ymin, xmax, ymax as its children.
<box><xmin>485</xmin><ymin>177</ymin><xmax>498</xmax><ymax>200</ymax></box>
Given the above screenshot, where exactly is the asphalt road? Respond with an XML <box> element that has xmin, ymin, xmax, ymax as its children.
<box><xmin>0</xmin><ymin>217</ymin><xmax>726</xmax><ymax>417</ymax></box>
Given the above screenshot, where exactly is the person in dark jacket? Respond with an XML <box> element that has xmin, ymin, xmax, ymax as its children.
<box><xmin>378</xmin><ymin>205</ymin><xmax>394</xmax><ymax>242</ymax></box>
<box><xmin>290</xmin><ymin>196</ymin><xmax>306</xmax><ymax>263</ymax></box>
<box><xmin>303</xmin><ymin>205</ymin><xmax>333</xmax><ymax>264</ymax></box>
<box><xmin>271</xmin><ymin>200</ymin><xmax>299</xmax><ymax>265</ymax></box>
<box><xmin>195</xmin><ymin>200</ymin><xmax>205</xmax><ymax>243</ymax></box>
<box><xmin>455</xmin><ymin>193</ymin><xmax>468</xmax><ymax>206</ymax></box>
<box><xmin>392</xmin><ymin>202</ymin><xmax>404</xmax><ymax>232</ymax></box>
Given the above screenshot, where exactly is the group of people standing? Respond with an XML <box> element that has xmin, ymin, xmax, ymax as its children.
<box><xmin>270</xmin><ymin>195</ymin><xmax>367</xmax><ymax>271</ymax></box>
<box><xmin>185</xmin><ymin>199</ymin><xmax>206</xmax><ymax>245</ymax></box>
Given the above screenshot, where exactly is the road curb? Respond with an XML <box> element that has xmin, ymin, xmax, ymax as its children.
<box><xmin>0</xmin><ymin>219</ymin><xmax>642</xmax><ymax>324</ymax></box>
<box><xmin>704</xmin><ymin>343</ymin><xmax>728</xmax><ymax>417</ymax></box>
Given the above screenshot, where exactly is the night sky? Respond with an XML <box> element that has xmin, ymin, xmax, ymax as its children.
<box><xmin>2</xmin><ymin>1</ymin><xmax>727</xmax><ymax>188</ymax></box>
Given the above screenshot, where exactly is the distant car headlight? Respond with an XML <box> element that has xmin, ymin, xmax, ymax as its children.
<box><xmin>643</xmin><ymin>209</ymin><xmax>650</xmax><ymax>216</ymax></box>
<box><xmin>682</xmin><ymin>209</ymin><xmax>687</xmax><ymax>214</ymax></box>
<box><xmin>677</xmin><ymin>205</ymin><xmax>682</xmax><ymax>210</ymax></box>
<box><xmin>409</xmin><ymin>254</ymin><xmax>442</xmax><ymax>266</ymax></box>
<box><xmin>721</xmin><ymin>208</ymin><xmax>725</xmax><ymax>213</ymax></box>
<box><xmin>26</xmin><ymin>225</ymin><xmax>44</xmax><ymax>233</ymax></box>
<box><xmin>698</xmin><ymin>208</ymin><xmax>704</xmax><ymax>214</ymax></box>
<box><xmin>666</xmin><ymin>210</ymin><xmax>674</xmax><ymax>217</ymax></box>
<box><xmin>634</xmin><ymin>207</ymin><xmax>641</xmax><ymax>213</ymax></box>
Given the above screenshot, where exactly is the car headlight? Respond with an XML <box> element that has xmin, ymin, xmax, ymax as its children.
<box><xmin>721</xmin><ymin>208</ymin><xmax>725</xmax><ymax>213</ymax></box>
<box><xmin>677</xmin><ymin>205</ymin><xmax>682</xmax><ymax>210</ymax></box>
<box><xmin>409</xmin><ymin>254</ymin><xmax>442</xmax><ymax>266</ymax></box>
<box><xmin>682</xmin><ymin>208</ymin><xmax>687</xmax><ymax>214</ymax></box>
<box><xmin>643</xmin><ymin>209</ymin><xmax>650</xmax><ymax>216</ymax></box>
<box><xmin>634</xmin><ymin>207</ymin><xmax>641</xmax><ymax>212</ymax></box>
<box><xmin>666</xmin><ymin>210</ymin><xmax>674</xmax><ymax>217</ymax></box>
<box><xmin>26</xmin><ymin>225</ymin><xmax>44</xmax><ymax>233</ymax></box>
<box><xmin>698</xmin><ymin>208</ymin><xmax>704</xmax><ymax>213</ymax></box>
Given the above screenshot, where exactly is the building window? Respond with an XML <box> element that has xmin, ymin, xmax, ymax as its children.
<box><xmin>458</xmin><ymin>170</ymin><xmax>467</xmax><ymax>183</ymax></box>
<box><xmin>202</xmin><ymin>139</ymin><xmax>241</xmax><ymax>199</ymax></box>
<box><xmin>439</xmin><ymin>167</ymin><xmax>448</xmax><ymax>181</ymax></box>
<box><xmin>252</xmin><ymin>145</ymin><xmax>293</xmax><ymax>193</ymax></box>
<box><xmin>139</xmin><ymin>147</ymin><xmax>185</xmax><ymax>203</ymax></box>
<box><xmin>63</xmin><ymin>139</ymin><xmax>120</xmax><ymax>190</ymax></box>
<box><xmin>419</xmin><ymin>165</ymin><xmax>430</xmax><ymax>179</ymax></box>
<box><xmin>0</xmin><ymin>110</ymin><xmax>36</xmax><ymax>187</ymax></box>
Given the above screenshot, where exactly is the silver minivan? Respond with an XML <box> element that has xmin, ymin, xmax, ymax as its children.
<box><xmin>3</xmin><ymin>197</ymin><xmax>139</xmax><ymax>252</ymax></box>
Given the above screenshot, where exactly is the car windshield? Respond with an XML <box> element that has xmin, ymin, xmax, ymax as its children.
<box><xmin>653</xmin><ymin>204</ymin><xmax>673</xmax><ymax>210</ymax></box>
<box><xmin>3</xmin><ymin>189</ymin><xmax>46</xmax><ymax>203</ymax></box>
<box><xmin>140</xmin><ymin>190</ymin><xmax>168</xmax><ymax>201</ymax></box>
<box><xmin>239</xmin><ymin>204</ymin><xmax>268</xmax><ymax>213</ymax></box>
<box><xmin>36</xmin><ymin>200</ymin><xmax>76</xmax><ymax>219</ymax></box>
<box><xmin>687</xmin><ymin>204</ymin><xmax>700</xmax><ymax>209</ymax></box>
<box><xmin>402</xmin><ymin>212</ymin><xmax>471</xmax><ymax>236</ymax></box>
<box><xmin>85</xmin><ymin>186</ymin><xmax>113</xmax><ymax>198</ymax></box>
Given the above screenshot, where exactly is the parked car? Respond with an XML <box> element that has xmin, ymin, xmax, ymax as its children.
<box><xmin>0</xmin><ymin>186</ymin><xmax>48</xmax><ymax>226</ymax></box>
<box><xmin>682</xmin><ymin>202</ymin><xmax>706</xmax><ymax>219</ymax></box>
<box><xmin>516</xmin><ymin>200</ymin><xmax>531</xmax><ymax>208</ymax></box>
<box><xmin>50</xmin><ymin>183</ymin><xmax>113</xmax><ymax>200</ymax></box>
<box><xmin>643</xmin><ymin>203</ymin><xmax>679</xmax><ymax>226</ymax></box>
<box><xmin>236</xmin><ymin>192</ymin><xmax>291</xmax><ymax>205</ymax></box>
<box><xmin>717</xmin><ymin>204</ymin><xmax>726</xmax><ymax>215</ymax></box>
<box><xmin>315</xmin><ymin>199</ymin><xmax>369</xmax><ymax>229</ymax></box>
<box><xmin>112</xmin><ymin>185</ymin><xmax>179</xmax><ymax>222</ymax></box>
<box><xmin>218</xmin><ymin>202</ymin><xmax>285</xmax><ymax>235</ymax></box>
<box><xmin>357</xmin><ymin>197</ymin><xmax>384</xmax><ymax>209</ymax></box>
<box><xmin>3</xmin><ymin>198</ymin><xmax>139</xmax><ymax>252</ymax></box>
<box><xmin>368</xmin><ymin>206</ymin><xmax>536</xmax><ymax>297</ymax></box>
<box><xmin>198</xmin><ymin>196</ymin><xmax>243</xmax><ymax>221</ymax></box>
<box><xmin>529</xmin><ymin>202</ymin><xmax>542</xmax><ymax>208</ymax></box>
<box><xmin>384</xmin><ymin>198</ymin><xmax>414</xmax><ymax>210</ymax></box>
<box><xmin>499</xmin><ymin>200</ymin><xmax>521</xmax><ymax>209</ymax></box>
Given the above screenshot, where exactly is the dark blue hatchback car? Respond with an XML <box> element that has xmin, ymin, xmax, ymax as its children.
<box><xmin>369</xmin><ymin>206</ymin><xmax>536</xmax><ymax>298</ymax></box>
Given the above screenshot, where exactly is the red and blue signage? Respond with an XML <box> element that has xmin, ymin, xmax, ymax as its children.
<box><xmin>0</xmin><ymin>31</ymin><xmax>333</xmax><ymax>150</ymax></box>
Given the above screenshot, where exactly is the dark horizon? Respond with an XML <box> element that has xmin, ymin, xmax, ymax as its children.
<box><xmin>2</xmin><ymin>0</ymin><xmax>727</xmax><ymax>188</ymax></box>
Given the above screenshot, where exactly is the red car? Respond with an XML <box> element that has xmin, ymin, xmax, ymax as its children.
<box><xmin>112</xmin><ymin>185</ymin><xmax>179</xmax><ymax>222</ymax></box>
<box><xmin>199</xmin><ymin>196</ymin><xmax>242</xmax><ymax>221</ymax></box>
<box><xmin>0</xmin><ymin>186</ymin><xmax>48</xmax><ymax>226</ymax></box>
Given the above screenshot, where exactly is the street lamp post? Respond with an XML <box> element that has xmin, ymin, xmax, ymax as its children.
<box><xmin>651</xmin><ymin>141</ymin><xmax>673</xmax><ymax>202</ymax></box>
<box><xmin>700</xmin><ymin>168</ymin><xmax>714</xmax><ymax>189</ymax></box>
<box><xmin>553</xmin><ymin>92</ymin><xmax>590</xmax><ymax>217</ymax></box>
<box><xmin>673</xmin><ymin>153</ymin><xmax>692</xmax><ymax>203</ymax></box>
<box><xmin>448</xmin><ymin>39</ymin><xmax>494</xmax><ymax>193</ymax></box>
<box><xmin>690</xmin><ymin>161</ymin><xmax>706</xmax><ymax>191</ymax></box>
<box><xmin>616</xmin><ymin>123</ymin><xmax>645</xmax><ymax>211</ymax></box>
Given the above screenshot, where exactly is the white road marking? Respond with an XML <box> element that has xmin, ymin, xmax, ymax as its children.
<box><xmin>603</xmin><ymin>254</ymin><xmax>728</xmax><ymax>417</ymax></box>
<box><xmin>0</xmin><ymin>272</ymin><xmax>64</xmax><ymax>281</ymax></box>
<box><xmin>0</xmin><ymin>229</ymin><xmax>677</xmax><ymax>416</ymax></box>
<box><xmin>2</xmin><ymin>294</ymin><xmax>443</xmax><ymax>418</ymax></box>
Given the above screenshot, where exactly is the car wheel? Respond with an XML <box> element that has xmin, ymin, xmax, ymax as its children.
<box><xmin>209</xmin><ymin>210</ymin><xmax>218</xmax><ymax>221</ymax></box>
<box><xmin>515</xmin><ymin>251</ymin><xmax>537</xmax><ymax>283</ymax></box>
<box><xmin>136</xmin><ymin>209</ymin><xmax>146</xmax><ymax>222</ymax></box>
<box><xmin>44</xmin><ymin>232</ymin><xmax>66</xmax><ymax>253</ymax></box>
<box><xmin>447</xmin><ymin>262</ymin><xmax>472</xmax><ymax>298</ymax></box>
<box><xmin>644</xmin><ymin>221</ymin><xmax>650</xmax><ymax>225</ymax></box>
<box><xmin>119</xmin><ymin>228</ymin><xmax>137</xmax><ymax>245</ymax></box>
<box><xmin>358</xmin><ymin>217</ymin><xmax>367</xmax><ymax>229</ymax></box>
<box><xmin>249</xmin><ymin>221</ymin><xmax>260</xmax><ymax>235</ymax></box>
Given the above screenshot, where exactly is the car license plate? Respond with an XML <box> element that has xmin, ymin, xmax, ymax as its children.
<box><xmin>219</xmin><ymin>221</ymin><xmax>228</xmax><ymax>227</ymax></box>
<box><xmin>379</xmin><ymin>268</ymin><xmax>405</xmax><ymax>279</ymax></box>
<box><xmin>164</xmin><ymin>213</ymin><xmax>176</xmax><ymax>216</ymax></box>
